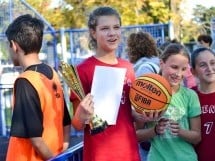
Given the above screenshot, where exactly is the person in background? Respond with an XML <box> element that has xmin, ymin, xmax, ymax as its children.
<box><xmin>5</xmin><ymin>14</ymin><xmax>92</xmax><ymax>161</ymax></box>
<box><xmin>158</xmin><ymin>39</ymin><xmax>179</xmax><ymax>52</ymax></box>
<box><xmin>197</xmin><ymin>34</ymin><xmax>213</xmax><ymax>48</ymax></box>
<box><xmin>127</xmin><ymin>31</ymin><xmax>160</xmax><ymax>77</ymax></box>
<box><xmin>191</xmin><ymin>47</ymin><xmax>215</xmax><ymax>161</ymax></box>
<box><xmin>70</xmin><ymin>6</ymin><xmax>144</xmax><ymax>161</ymax></box>
<box><xmin>138</xmin><ymin>43</ymin><xmax>201</xmax><ymax>161</ymax></box>
<box><xmin>127</xmin><ymin>31</ymin><xmax>160</xmax><ymax>161</ymax></box>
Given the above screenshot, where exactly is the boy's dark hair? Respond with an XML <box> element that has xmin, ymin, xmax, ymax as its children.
<box><xmin>197</xmin><ymin>34</ymin><xmax>213</xmax><ymax>46</ymax></box>
<box><xmin>5</xmin><ymin>14</ymin><xmax>44</xmax><ymax>54</ymax></box>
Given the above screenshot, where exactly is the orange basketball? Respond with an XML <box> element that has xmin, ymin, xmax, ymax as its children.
<box><xmin>129</xmin><ymin>73</ymin><xmax>172</xmax><ymax>113</ymax></box>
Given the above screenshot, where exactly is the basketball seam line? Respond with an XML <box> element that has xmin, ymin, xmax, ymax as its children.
<box><xmin>137</xmin><ymin>76</ymin><xmax>171</xmax><ymax>103</ymax></box>
<box><xmin>130</xmin><ymin>85</ymin><xmax>169</xmax><ymax>104</ymax></box>
<box><xmin>139</xmin><ymin>75</ymin><xmax>172</xmax><ymax>97</ymax></box>
<box><xmin>130</xmin><ymin>99</ymin><xmax>169</xmax><ymax>112</ymax></box>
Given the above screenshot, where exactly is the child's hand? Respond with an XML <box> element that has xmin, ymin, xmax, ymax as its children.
<box><xmin>169</xmin><ymin>120</ymin><xmax>180</xmax><ymax>136</ymax></box>
<box><xmin>142</xmin><ymin>110</ymin><xmax>161</xmax><ymax>122</ymax></box>
<box><xmin>75</xmin><ymin>93</ymin><xmax>94</xmax><ymax>124</ymax></box>
<box><xmin>154</xmin><ymin>118</ymin><xmax>169</xmax><ymax>135</ymax></box>
<box><xmin>133</xmin><ymin>109</ymin><xmax>166</xmax><ymax>123</ymax></box>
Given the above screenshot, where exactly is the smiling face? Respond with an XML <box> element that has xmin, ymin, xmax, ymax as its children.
<box><xmin>192</xmin><ymin>50</ymin><xmax>215</xmax><ymax>84</ymax></box>
<box><xmin>91</xmin><ymin>15</ymin><xmax>121</xmax><ymax>54</ymax></box>
<box><xmin>160</xmin><ymin>52</ymin><xmax>189</xmax><ymax>89</ymax></box>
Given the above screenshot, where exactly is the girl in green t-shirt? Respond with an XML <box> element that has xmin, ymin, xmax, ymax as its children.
<box><xmin>138</xmin><ymin>43</ymin><xmax>201</xmax><ymax>161</ymax></box>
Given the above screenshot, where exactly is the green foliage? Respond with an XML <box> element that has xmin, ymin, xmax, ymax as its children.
<box><xmin>181</xmin><ymin>21</ymin><xmax>201</xmax><ymax>43</ymax></box>
<box><xmin>26</xmin><ymin>0</ymin><xmax>66</xmax><ymax>29</ymax></box>
<box><xmin>26</xmin><ymin>0</ymin><xmax>172</xmax><ymax>29</ymax></box>
<box><xmin>192</xmin><ymin>5</ymin><xmax>215</xmax><ymax>34</ymax></box>
<box><xmin>25</xmin><ymin>0</ymin><xmax>215</xmax><ymax>44</ymax></box>
<box><xmin>141</xmin><ymin>0</ymin><xmax>170</xmax><ymax>24</ymax></box>
<box><xmin>63</xmin><ymin>0</ymin><xmax>171</xmax><ymax>28</ymax></box>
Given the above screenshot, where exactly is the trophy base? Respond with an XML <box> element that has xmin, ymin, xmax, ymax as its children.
<box><xmin>90</xmin><ymin>121</ymin><xmax>108</xmax><ymax>135</ymax></box>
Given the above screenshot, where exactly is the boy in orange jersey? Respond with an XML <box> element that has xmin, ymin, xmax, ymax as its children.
<box><xmin>5</xmin><ymin>14</ymin><xmax>94</xmax><ymax>161</ymax></box>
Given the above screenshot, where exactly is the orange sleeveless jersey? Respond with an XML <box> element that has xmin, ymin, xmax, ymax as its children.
<box><xmin>6</xmin><ymin>70</ymin><xmax>64</xmax><ymax>161</ymax></box>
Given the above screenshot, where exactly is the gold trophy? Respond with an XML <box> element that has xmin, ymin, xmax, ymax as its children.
<box><xmin>59</xmin><ymin>61</ymin><xmax>107</xmax><ymax>135</ymax></box>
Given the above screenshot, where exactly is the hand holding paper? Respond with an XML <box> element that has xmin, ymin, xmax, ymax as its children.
<box><xmin>91</xmin><ymin>66</ymin><xmax>126</xmax><ymax>125</ymax></box>
<box><xmin>59</xmin><ymin>62</ymin><xmax>108</xmax><ymax>135</ymax></box>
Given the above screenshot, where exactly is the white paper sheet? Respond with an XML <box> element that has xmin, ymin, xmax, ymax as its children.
<box><xmin>91</xmin><ymin>66</ymin><xmax>126</xmax><ymax>125</ymax></box>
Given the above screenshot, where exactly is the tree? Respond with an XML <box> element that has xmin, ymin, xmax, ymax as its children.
<box><xmin>63</xmin><ymin>0</ymin><xmax>171</xmax><ymax>28</ymax></box>
<box><xmin>181</xmin><ymin>21</ymin><xmax>200</xmax><ymax>42</ymax></box>
<box><xmin>168</xmin><ymin>0</ymin><xmax>183</xmax><ymax>41</ymax></box>
<box><xmin>192</xmin><ymin>5</ymin><xmax>215</xmax><ymax>34</ymax></box>
<box><xmin>26</xmin><ymin>0</ymin><xmax>189</xmax><ymax>42</ymax></box>
<box><xmin>26</xmin><ymin>0</ymin><xmax>66</xmax><ymax>29</ymax></box>
<box><xmin>141</xmin><ymin>0</ymin><xmax>170</xmax><ymax>24</ymax></box>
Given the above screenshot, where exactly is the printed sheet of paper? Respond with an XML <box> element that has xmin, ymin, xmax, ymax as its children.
<box><xmin>91</xmin><ymin>66</ymin><xmax>126</xmax><ymax>125</ymax></box>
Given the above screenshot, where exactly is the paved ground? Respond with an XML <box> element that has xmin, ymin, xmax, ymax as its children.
<box><xmin>0</xmin><ymin>135</ymin><xmax>83</xmax><ymax>161</ymax></box>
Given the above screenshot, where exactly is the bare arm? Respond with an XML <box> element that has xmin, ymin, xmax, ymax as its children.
<box><xmin>132</xmin><ymin>107</ymin><xmax>166</xmax><ymax>141</ymax></box>
<box><xmin>63</xmin><ymin>125</ymin><xmax>71</xmax><ymax>151</ymax></box>
<box><xmin>133</xmin><ymin>108</ymin><xmax>167</xmax><ymax>142</ymax></box>
<box><xmin>136</xmin><ymin>127</ymin><xmax>156</xmax><ymax>142</ymax></box>
<box><xmin>136</xmin><ymin>111</ymin><xmax>201</xmax><ymax>145</ymax></box>
<box><xmin>71</xmin><ymin>93</ymin><xmax>94</xmax><ymax>130</ymax></box>
<box><xmin>170</xmin><ymin>116</ymin><xmax>201</xmax><ymax>145</ymax></box>
<box><xmin>133</xmin><ymin>109</ymin><xmax>163</xmax><ymax>127</ymax></box>
<box><xmin>30</xmin><ymin>120</ymin><xmax>72</xmax><ymax>159</ymax></box>
<box><xmin>30</xmin><ymin>137</ymin><xmax>53</xmax><ymax>160</ymax></box>
<box><xmin>137</xmin><ymin>118</ymin><xmax>169</xmax><ymax>142</ymax></box>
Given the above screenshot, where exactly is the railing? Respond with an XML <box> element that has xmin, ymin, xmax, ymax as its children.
<box><xmin>49</xmin><ymin>142</ymin><xmax>83</xmax><ymax>161</ymax></box>
<box><xmin>0</xmin><ymin>84</ymin><xmax>13</xmax><ymax>136</ymax></box>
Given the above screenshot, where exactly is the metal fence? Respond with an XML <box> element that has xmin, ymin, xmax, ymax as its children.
<box><xmin>0</xmin><ymin>85</ymin><xmax>13</xmax><ymax>136</ymax></box>
<box><xmin>59</xmin><ymin>23</ymin><xmax>171</xmax><ymax>66</ymax></box>
<box><xmin>49</xmin><ymin>142</ymin><xmax>83</xmax><ymax>161</ymax></box>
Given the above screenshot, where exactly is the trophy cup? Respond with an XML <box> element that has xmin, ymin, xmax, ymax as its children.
<box><xmin>59</xmin><ymin>61</ymin><xmax>108</xmax><ymax>135</ymax></box>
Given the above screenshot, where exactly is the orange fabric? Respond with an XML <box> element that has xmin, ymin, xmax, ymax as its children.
<box><xmin>72</xmin><ymin>115</ymin><xmax>84</xmax><ymax>130</ymax></box>
<box><xmin>6</xmin><ymin>70</ymin><xmax>64</xmax><ymax>161</ymax></box>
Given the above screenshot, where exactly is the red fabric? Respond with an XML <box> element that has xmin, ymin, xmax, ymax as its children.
<box><xmin>192</xmin><ymin>86</ymin><xmax>215</xmax><ymax>161</ymax></box>
<box><xmin>71</xmin><ymin>56</ymin><xmax>140</xmax><ymax>161</ymax></box>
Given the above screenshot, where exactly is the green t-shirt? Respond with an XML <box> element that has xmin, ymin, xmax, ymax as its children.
<box><xmin>147</xmin><ymin>86</ymin><xmax>201</xmax><ymax>161</ymax></box>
